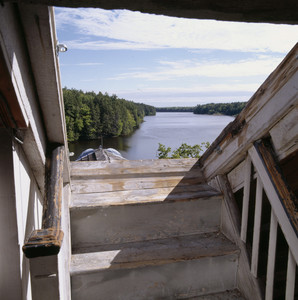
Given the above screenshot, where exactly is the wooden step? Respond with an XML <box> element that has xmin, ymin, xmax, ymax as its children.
<box><xmin>185</xmin><ymin>289</ymin><xmax>245</xmax><ymax>299</ymax></box>
<box><xmin>70</xmin><ymin>233</ymin><xmax>239</xmax><ymax>300</ymax></box>
<box><xmin>71</xmin><ymin>195</ymin><xmax>222</xmax><ymax>251</ymax></box>
<box><xmin>71</xmin><ymin>183</ymin><xmax>221</xmax><ymax>208</ymax></box>
<box><xmin>71</xmin><ymin>175</ymin><xmax>204</xmax><ymax>194</ymax></box>
<box><xmin>71</xmin><ymin>158</ymin><xmax>203</xmax><ymax>180</ymax></box>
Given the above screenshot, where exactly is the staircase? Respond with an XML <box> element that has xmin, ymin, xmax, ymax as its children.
<box><xmin>69</xmin><ymin>159</ymin><xmax>244</xmax><ymax>300</ymax></box>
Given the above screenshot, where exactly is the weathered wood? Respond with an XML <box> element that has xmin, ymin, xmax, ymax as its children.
<box><xmin>71</xmin><ymin>158</ymin><xmax>202</xmax><ymax>179</ymax></box>
<box><xmin>249</xmin><ymin>145</ymin><xmax>298</xmax><ymax>263</ymax></box>
<box><xmin>71</xmin><ymin>252</ymin><xmax>239</xmax><ymax>300</ymax></box>
<box><xmin>254</xmin><ymin>139</ymin><xmax>298</xmax><ymax>235</ymax></box>
<box><xmin>265</xmin><ymin>211</ymin><xmax>277</xmax><ymax>300</ymax></box>
<box><xmin>0</xmin><ymin>49</ymin><xmax>28</xmax><ymax>128</ymax></box>
<box><xmin>200</xmin><ymin>43</ymin><xmax>298</xmax><ymax>181</ymax></box>
<box><xmin>216</xmin><ymin>174</ymin><xmax>263</xmax><ymax>300</ymax></box>
<box><xmin>227</xmin><ymin>160</ymin><xmax>245</xmax><ymax>193</ymax></box>
<box><xmin>285</xmin><ymin>249</ymin><xmax>296</xmax><ymax>300</ymax></box>
<box><xmin>71</xmin><ymin>196</ymin><xmax>221</xmax><ymax>250</ymax></box>
<box><xmin>71</xmin><ymin>184</ymin><xmax>221</xmax><ymax>208</ymax></box>
<box><xmin>23</xmin><ymin>145</ymin><xmax>65</xmax><ymax>258</ymax></box>
<box><xmin>251</xmin><ymin>175</ymin><xmax>263</xmax><ymax>277</ymax></box>
<box><xmin>70</xmin><ymin>232</ymin><xmax>238</xmax><ymax>274</ymax></box>
<box><xmin>240</xmin><ymin>155</ymin><xmax>251</xmax><ymax>242</ymax></box>
<box><xmin>4</xmin><ymin>0</ymin><xmax>298</xmax><ymax>24</ymax></box>
<box><xmin>270</xmin><ymin>106</ymin><xmax>298</xmax><ymax>160</ymax></box>
<box><xmin>71</xmin><ymin>176</ymin><xmax>204</xmax><ymax>194</ymax></box>
<box><xmin>19</xmin><ymin>5</ymin><xmax>67</xmax><ymax>145</ymax></box>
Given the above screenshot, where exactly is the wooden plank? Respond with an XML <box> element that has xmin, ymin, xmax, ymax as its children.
<box><xmin>5</xmin><ymin>0</ymin><xmax>298</xmax><ymax>24</ymax></box>
<box><xmin>201</xmin><ymin>44</ymin><xmax>298</xmax><ymax>181</ymax></box>
<box><xmin>19</xmin><ymin>5</ymin><xmax>67</xmax><ymax>145</ymax></box>
<box><xmin>285</xmin><ymin>249</ymin><xmax>296</xmax><ymax>300</ymax></box>
<box><xmin>249</xmin><ymin>145</ymin><xmax>298</xmax><ymax>263</ymax></box>
<box><xmin>265</xmin><ymin>211</ymin><xmax>277</xmax><ymax>300</ymax></box>
<box><xmin>251</xmin><ymin>175</ymin><xmax>263</xmax><ymax>277</ymax></box>
<box><xmin>71</xmin><ymin>176</ymin><xmax>203</xmax><ymax>194</ymax></box>
<box><xmin>241</xmin><ymin>155</ymin><xmax>251</xmax><ymax>242</ymax></box>
<box><xmin>71</xmin><ymin>197</ymin><xmax>222</xmax><ymax>250</ymax></box>
<box><xmin>70</xmin><ymin>232</ymin><xmax>238</xmax><ymax>274</ymax></box>
<box><xmin>227</xmin><ymin>160</ymin><xmax>245</xmax><ymax>192</ymax></box>
<box><xmin>270</xmin><ymin>106</ymin><xmax>298</xmax><ymax>160</ymax></box>
<box><xmin>71</xmin><ymin>158</ymin><xmax>202</xmax><ymax>178</ymax></box>
<box><xmin>71</xmin><ymin>184</ymin><xmax>221</xmax><ymax>208</ymax></box>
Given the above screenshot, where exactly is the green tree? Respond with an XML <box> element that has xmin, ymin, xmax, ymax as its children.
<box><xmin>157</xmin><ymin>142</ymin><xmax>210</xmax><ymax>159</ymax></box>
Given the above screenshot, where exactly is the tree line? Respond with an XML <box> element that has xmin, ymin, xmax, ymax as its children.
<box><xmin>193</xmin><ymin>102</ymin><xmax>247</xmax><ymax>116</ymax></box>
<box><xmin>156</xmin><ymin>107</ymin><xmax>195</xmax><ymax>112</ymax></box>
<box><xmin>63</xmin><ymin>88</ymin><xmax>156</xmax><ymax>142</ymax></box>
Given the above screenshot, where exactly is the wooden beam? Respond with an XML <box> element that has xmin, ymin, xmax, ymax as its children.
<box><xmin>3</xmin><ymin>0</ymin><xmax>298</xmax><ymax>24</ymax></box>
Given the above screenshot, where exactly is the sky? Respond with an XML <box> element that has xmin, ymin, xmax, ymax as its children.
<box><xmin>55</xmin><ymin>7</ymin><xmax>298</xmax><ymax>107</ymax></box>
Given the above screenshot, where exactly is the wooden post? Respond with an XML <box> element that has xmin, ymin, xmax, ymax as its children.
<box><xmin>251</xmin><ymin>175</ymin><xmax>263</xmax><ymax>277</ymax></box>
<box><xmin>285</xmin><ymin>250</ymin><xmax>296</xmax><ymax>300</ymax></box>
<box><xmin>265</xmin><ymin>211</ymin><xmax>277</xmax><ymax>300</ymax></box>
<box><xmin>23</xmin><ymin>146</ymin><xmax>64</xmax><ymax>258</ymax></box>
<box><xmin>241</xmin><ymin>155</ymin><xmax>251</xmax><ymax>242</ymax></box>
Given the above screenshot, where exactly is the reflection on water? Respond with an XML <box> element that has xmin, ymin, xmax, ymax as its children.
<box><xmin>69</xmin><ymin>112</ymin><xmax>234</xmax><ymax>161</ymax></box>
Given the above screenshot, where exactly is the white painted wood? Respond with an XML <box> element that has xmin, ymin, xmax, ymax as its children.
<box><xmin>71</xmin><ymin>253</ymin><xmax>239</xmax><ymax>300</ymax></box>
<box><xmin>249</xmin><ymin>146</ymin><xmax>298</xmax><ymax>263</ymax></box>
<box><xmin>241</xmin><ymin>155</ymin><xmax>251</xmax><ymax>242</ymax></box>
<box><xmin>285</xmin><ymin>250</ymin><xmax>296</xmax><ymax>300</ymax></box>
<box><xmin>270</xmin><ymin>105</ymin><xmax>298</xmax><ymax>160</ymax></box>
<box><xmin>265</xmin><ymin>211</ymin><xmax>277</xmax><ymax>300</ymax></box>
<box><xmin>251</xmin><ymin>175</ymin><xmax>263</xmax><ymax>277</ymax></box>
<box><xmin>30</xmin><ymin>255</ymin><xmax>60</xmax><ymax>300</ymax></box>
<box><xmin>0</xmin><ymin>3</ymin><xmax>47</xmax><ymax>193</ymax></box>
<box><xmin>71</xmin><ymin>196</ymin><xmax>222</xmax><ymax>251</ymax></box>
<box><xmin>71</xmin><ymin>232</ymin><xmax>238</xmax><ymax>274</ymax></box>
<box><xmin>227</xmin><ymin>160</ymin><xmax>245</xmax><ymax>192</ymax></box>
<box><xmin>202</xmin><ymin>44</ymin><xmax>298</xmax><ymax>181</ymax></box>
<box><xmin>57</xmin><ymin>184</ymin><xmax>72</xmax><ymax>300</ymax></box>
<box><xmin>19</xmin><ymin>5</ymin><xmax>67</xmax><ymax>146</ymax></box>
<box><xmin>0</xmin><ymin>130</ymin><xmax>22</xmax><ymax>299</ymax></box>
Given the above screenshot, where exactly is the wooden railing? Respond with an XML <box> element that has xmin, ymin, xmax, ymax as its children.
<box><xmin>245</xmin><ymin>140</ymin><xmax>297</xmax><ymax>299</ymax></box>
<box><xmin>200</xmin><ymin>43</ymin><xmax>298</xmax><ymax>299</ymax></box>
<box><xmin>23</xmin><ymin>145</ymin><xmax>65</xmax><ymax>258</ymax></box>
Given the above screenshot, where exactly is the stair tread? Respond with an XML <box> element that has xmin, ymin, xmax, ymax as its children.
<box><xmin>71</xmin><ymin>184</ymin><xmax>221</xmax><ymax>208</ymax></box>
<box><xmin>71</xmin><ymin>175</ymin><xmax>204</xmax><ymax>194</ymax></box>
<box><xmin>186</xmin><ymin>289</ymin><xmax>246</xmax><ymax>299</ymax></box>
<box><xmin>70</xmin><ymin>232</ymin><xmax>239</xmax><ymax>275</ymax></box>
<box><xmin>71</xmin><ymin>158</ymin><xmax>202</xmax><ymax>179</ymax></box>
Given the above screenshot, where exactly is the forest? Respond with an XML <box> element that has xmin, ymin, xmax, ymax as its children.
<box><xmin>156</xmin><ymin>107</ymin><xmax>195</xmax><ymax>112</ymax></box>
<box><xmin>193</xmin><ymin>102</ymin><xmax>247</xmax><ymax>116</ymax></box>
<box><xmin>63</xmin><ymin>88</ymin><xmax>156</xmax><ymax>142</ymax></box>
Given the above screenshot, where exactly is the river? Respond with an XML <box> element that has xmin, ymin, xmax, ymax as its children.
<box><xmin>68</xmin><ymin>112</ymin><xmax>234</xmax><ymax>160</ymax></box>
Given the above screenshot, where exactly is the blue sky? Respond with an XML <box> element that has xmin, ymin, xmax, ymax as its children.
<box><xmin>55</xmin><ymin>8</ymin><xmax>298</xmax><ymax>107</ymax></box>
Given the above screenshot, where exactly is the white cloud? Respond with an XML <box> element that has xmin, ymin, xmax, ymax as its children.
<box><xmin>55</xmin><ymin>7</ymin><xmax>298</xmax><ymax>53</ymax></box>
<box><xmin>108</xmin><ymin>56</ymin><xmax>282</xmax><ymax>81</ymax></box>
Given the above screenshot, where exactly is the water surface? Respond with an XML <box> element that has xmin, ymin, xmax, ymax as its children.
<box><xmin>69</xmin><ymin>112</ymin><xmax>233</xmax><ymax>160</ymax></box>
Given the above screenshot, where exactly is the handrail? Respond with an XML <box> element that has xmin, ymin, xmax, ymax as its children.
<box><xmin>23</xmin><ymin>145</ymin><xmax>64</xmax><ymax>258</ymax></box>
<box><xmin>248</xmin><ymin>140</ymin><xmax>298</xmax><ymax>263</ymax></box>
<box><xmin>254</xmin><ymin>139</ymin><xmax>298</xmax><ymax>235</ymax></box>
